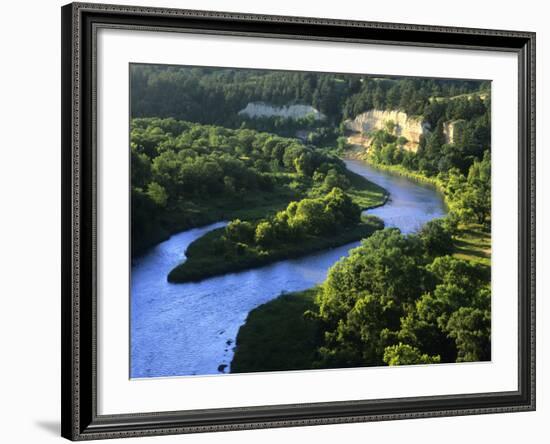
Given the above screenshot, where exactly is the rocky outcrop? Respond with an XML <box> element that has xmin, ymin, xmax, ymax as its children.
<box><xmin>344</xmin><ymin>109</ymin><xmax>430</xmax><ymax>152</ymax></box>
<box><xmin>346</xmin><ymin>133</ymin><xmax>373</xmax><ymax>152</ymax></box>
<box><xmin>238</xmin><ymin>102</ymin><xmax>325</xmax><ymax>120</ymax></box>
<box><xmin>442</xmin><ymin>119</ymin><xmax>465</xmax><ymax>145</ymax></box>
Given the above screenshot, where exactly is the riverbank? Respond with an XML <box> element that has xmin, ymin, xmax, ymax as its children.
<box><xmin>230</xmin><ymin>156</ymin><xmax>492</xmax><ymax>374</ymax></box>
<box><xmin>229</xmin><ymin>226</ymin><xmax>491</xmax><ymax>374</ymax></box>
<box><xmin>231</xmin><ymin>288</ymin><xmax>321</xmax><ymax>373</ymax></box>
<box><xmin>345</xmin><ymin>152</ymin><xmax>490</xmax><ymax>266</ymax></box>
<box><xmin>167</xmin><ymin>216</ymin><xmax>384</xmax><ymax>283</ymax></box>
<box><xmin>344</xmin><ymin>150</ymin><xmax>446</xmax><ymax>193</ymax></box>
<box><xmin>134</xmin><ymin>168</ymin><xmax>387</xmax><ymax>257</ymax></box>
<box><xmin>132</xmin><ymin>185</ymin><xmax>300</xmax><ymax>256</ymax></box>
<box><xmin>164</xmin><ymin>164</ymin><xmax>388</xmax><ymax>282</ymax></box>
<box><xmin>341</xmin><ymin>169</ymin><xmax>389</xmax><ymax>210</ymax></box>
<box><xmin>231</xmin><ymin>223</ymin><xmax>491</xmax><ymax>374</ymax></box>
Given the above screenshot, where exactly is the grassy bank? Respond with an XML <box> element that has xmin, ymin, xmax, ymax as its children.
<box><xmin>453</xmin><ymin>223</ymin><xmax>491</xmax><ymax>268</ymax></box>
<box><xmin>351</xmin><ymin>156</ymin><xmax>446</xmax><ymax>192</ymax></box>
<box><xmin>167</xmin><ymin>216</ymin><xmax>384</xmax><ymax>283</ymax></box>
<box><xmin>133</xmin><ymin>185</ymin><xmax>300</xmax><ymax>255</ymax></box>
<box><xmin>337</xmin><ymin>169</ymin><xmax>388</xmax><ymax>210</ymax></box>
<box><xmin>365</xmin><ymin>165</ymin><xmax>491</xmax><ymax>268</ymax></box>
<box><xmin>231</xmin><ymin>289</ymin><xmax>321</xmax><ymax>373</ymax></box>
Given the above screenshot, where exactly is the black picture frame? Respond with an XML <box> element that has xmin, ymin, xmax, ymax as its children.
<box><xmin>61</xmin><ymin>2</ymin><xmax>536</xmax><ymax>440</ymax></box>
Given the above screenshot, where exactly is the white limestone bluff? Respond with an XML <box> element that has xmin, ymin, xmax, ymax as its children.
<box><xmin>238</xmin><ymin>102</ymin><xmax>326</xmax><ymax>120</ymax></box>
<box><xmin>238</xmin><ymin>104</ymin><xmax>461</xmax><ymax>150</ymax></box>
<box><xmin>344</xmin><ymin>109</ymin><xmax>431</xmax><ymax>152</ymax></box>
<box><xmin>442</xmin><ymin>119</ymin><xmax>465</xmax><ymax>145</ymax></box>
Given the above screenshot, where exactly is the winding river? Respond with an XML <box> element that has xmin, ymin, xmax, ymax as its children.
<box><xmin>130</xmin><ymin>159</ymin><xmax>446</xmax><ymax>378</ymax></box>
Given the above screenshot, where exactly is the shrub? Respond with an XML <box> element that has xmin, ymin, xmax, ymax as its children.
<box><xmin>419</xmin><ymin>219</ymin><xmax>454</xmax><ymax>256</ymax></box>
<box><xmin>255</xmin><ymin>221</ymin><xmax>276</xmax><ymax>247</ymax></box>
<box><xmin>225</xmin><ymin>219</ymin><xmax>255</xmax><ymax>244</ymax></box>
<box><xmin>383</xmin><ymin>343</ymin><xmax>441</xmax><ymax>366</ymax></box>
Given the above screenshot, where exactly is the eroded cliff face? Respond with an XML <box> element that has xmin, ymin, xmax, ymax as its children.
<box><xmin>344</xmin><ymin>109</ymin><xmax>430</xmax><ymax>152</ymax></box>
<box><xmin>442</xmin><ymin>119</ymin><xmax>465</xmax><ymax>145</ymax></box>
<box><xmin>238</xmin><ymin>102</ymin><xmax>325</xmax><ymax>120</ymax></box>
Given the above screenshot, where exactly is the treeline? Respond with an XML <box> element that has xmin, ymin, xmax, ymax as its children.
<box><xmin>131</xmin><ymin>65</ymin><xmax>488</xmax><ymax>128</ymax></box>
<box><xmin>131</xmin><ymin>65</ymin><xmax>347</xmax><ymax>124</ymax></box>
<box><xmin>238</xmin><ymin>114</ymin><xmax>339</xmax><ymax>147</ymax></box>
<box><xmin>312</xmin><ymin>223</ymin><xmax>490</xmax><ymax>367</ymax></box>
<box><xmin>131</xmin><ymin>117</ymin><xmax>357</xmax><ymax>254</ymax></box>
<box><xmin>307</xmin><ymin>82</ymin><xmax>493</xmax><ymax>367</ymax></box>
<box><xmin>227</xmin><ymin>187</ymin><xmax>361</xmax><ymax>248</ymax></box>
<box><xmin>168</xmin><ymin>188</ymin><xmax>384</xmax><ymax>283</ymax></box>
<box><xmin>342</xmin><ymin>77</ymin><xmax>489</xmax><ymax>124</ymax></box>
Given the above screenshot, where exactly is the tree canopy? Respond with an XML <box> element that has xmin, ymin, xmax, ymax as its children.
<box><xmin>313</xmin><ymin>229</ymin><xmax>490</xmax><ymax>368</ymax></box>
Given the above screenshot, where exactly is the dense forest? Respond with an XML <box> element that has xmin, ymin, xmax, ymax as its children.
<box><xmin>130</xmin><ymin>64</ymin><xmax>491</xmax><ymax>371</ymax></box>
<box><xmin>131</xmin><ymin>117</ymin><xmax>385</xmax><ymax>254</ymax></box>
<box><xmin>131</xmin><ymin>65</ymin><xmax>488</xmax><ymax>126</ymax></box>
<box><xmin>314</xmin><ymin>223</ymin><xmax>490</xmax><ymax>368</ymax></box>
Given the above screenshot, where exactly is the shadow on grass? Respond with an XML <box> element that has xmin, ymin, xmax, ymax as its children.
<box><xmin>453</xmin><ymin>239</ymin><xmax>490</xmax><ymax>259</ymax></box>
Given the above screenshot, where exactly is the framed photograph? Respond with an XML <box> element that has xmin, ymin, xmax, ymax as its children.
<box><xmin>61</xmin><ymin>2</ymin><xmax>536</xmax><ymax>440</ymax></box>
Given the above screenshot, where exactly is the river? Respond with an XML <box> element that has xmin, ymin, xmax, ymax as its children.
<box><xmin>130</xmin><ymin>159</ymin><xmax>446</xmax><ymax>378</ymax></box>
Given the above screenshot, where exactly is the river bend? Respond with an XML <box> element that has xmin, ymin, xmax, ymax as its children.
<box><xmin>130</xmin><ymin>159</ymin><xmax>446</xmax><ymax>378</ymax></box>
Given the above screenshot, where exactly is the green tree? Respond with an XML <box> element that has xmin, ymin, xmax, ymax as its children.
<box><xmin>445</xmin><ymin>307</ymin><xmax>491</xmax><ymax>362</ymax></box>
<box><xmin>294</xmin><ymin>152</ymin><xmax>314</xmax><ymax>177</ymax></box>
<box><xmin>146</xmin><ymin>182</ymin><xmax>168</xmax><ymax>207</ymax></box>
<box><xmin>384</xmin><ymin>119</ymin><xmax>397</xmax><ymax>135</ymax></box>
<box><xmin>254</xmin><ymin>221</ymin><xmax>276</xmax><ymax>247</ymax></box>
<box><xmin>464</xmin><ymin>152</ymin><xmax>491</xmax><ymax>225</ymax></box>
<box><xmin>380</xmin><ymin>143</ymin><xmax>397</xmax><ymax>165</ymax></box>
<box><xmin>318</xmin><ymin>293</ymin><xmax>387</xmax><ymax>367</ymax></box>
<box><xmin>419</xmin><ymin>219</ymin><xmax>454</xmax><ymax>256</ymax></box>
<box><xmin>323</xmin><ymin>187</ymin><xmax>360</xmax><ymax>226</ymax></box>
<box><xmin>131</xmin><ymin>146</ymin><xmax>152</xmax><ymax>188</ymax></box>
<box><xmin>323</xmin><ymin>169</ymin><xmax>350</xmax><ymax>191</ymax></box>
<box><xmin>291</xmin><ymin>198</ymin><xmax>333</xmax><ymax>235</ymax></box>
<box><xmin>383</xmin><ymin>343</ymin><xmax>441</xmax><ymax>366</ymax></box>
<box><xmin>315</xmin><ymin>229</ymin><xmax>427</xmax><ymax>367</ymax></box>
<box><xmin>225</xmin><ymin>219</ymin><xmax>255</xmax><ymax>244</ymax></box>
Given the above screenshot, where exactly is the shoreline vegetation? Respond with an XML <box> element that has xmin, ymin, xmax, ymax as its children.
<box><xmin>168</xmin><ymin>188</ymin><xmax>385</xmax><ymax>283</ymax></box>
<box><xmin>348</xmin><ymin>153</ymin><xmax>444</xmax><ymax>192</ymax></box>
<box><xmin>231</xmin><ymin>150</ymin><xmax>491</xmax><ymax>374</ymax></box>
<box><xmin>134</xmin><ymin>186</ymin><xmax>302</xmax><ymax>256</ymax></box>
<box><xmin>168</xmin><ymin>217</ymin><xmax>383</xmax><ymax>283</ymax></box>
<box><xmin>359</xmin><ymin>160</ymin><xmax>491</xmax><ymax>267</ymax></box>
<box><xmin>134</xmin><ymin>187</ymin><xmax>300</xmax><ymax>255</ymax></box>
<box><xmin>353</xmin><ymin>155</ymin><xmax>491</xmax><ymax>267</ymax></box>
<box><xmin>135</xmin><ymin>166</ymin><xmax>389</xmax><ymax>257</ymax></box>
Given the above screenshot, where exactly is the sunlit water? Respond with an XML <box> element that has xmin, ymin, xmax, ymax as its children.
<box><xmin>130</xmin><ymin>159</ymin><xmax>446</xmax><ymax>378</ymax></box>
<box><xmin>344</xmin><ymin>159</ymin><xmax>447</xmax><ymax>232</ymax></box>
